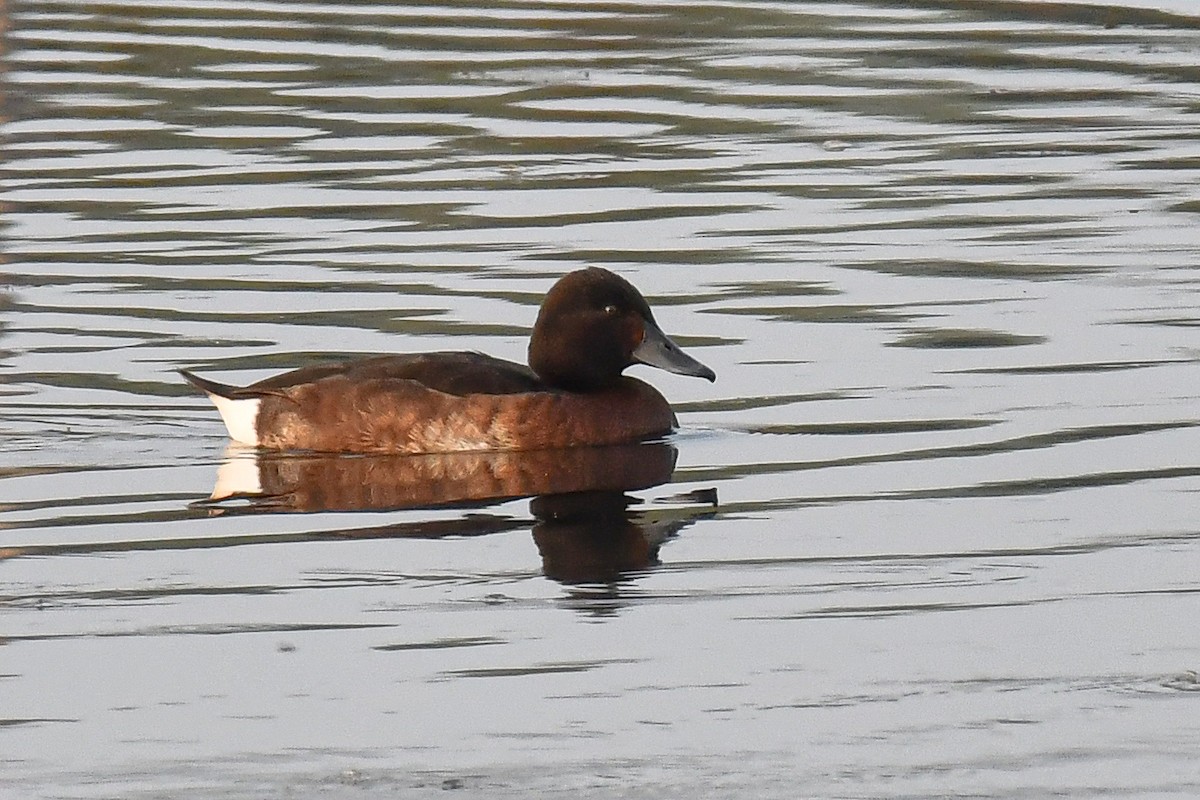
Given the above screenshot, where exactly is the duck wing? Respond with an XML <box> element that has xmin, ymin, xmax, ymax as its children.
<box><xmin>239</xmin><ymin>352</ymin><xmax>543</xmax><ymax>397</ymax></box>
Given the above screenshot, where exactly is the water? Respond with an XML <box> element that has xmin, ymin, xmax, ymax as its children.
<box><xmin>3</xmin><ymin>0</ymin><xmax>1200</xmax><ymax>797</ymax></box>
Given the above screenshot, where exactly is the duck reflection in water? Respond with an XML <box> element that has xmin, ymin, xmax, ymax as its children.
<box><xmin>198</xmin><ymin>441</ymin><xmax>716</xmax><ymax>586</ymax></box>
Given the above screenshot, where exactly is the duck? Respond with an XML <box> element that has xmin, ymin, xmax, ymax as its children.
<box><xmin>180</xmin><ymin>267</ymin><xmax>715</xmax><ymax>454</ymax></box>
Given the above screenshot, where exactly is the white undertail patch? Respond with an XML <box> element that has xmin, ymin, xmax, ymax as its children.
<box><xmin>207</xmin><ymin>394</ymin><xmax>260</xmax><ymax>446</ymax></box>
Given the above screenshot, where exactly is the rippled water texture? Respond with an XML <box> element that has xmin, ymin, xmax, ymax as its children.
<box><xmin>3</xmin><ymin>1</ymin><xmax>1200</xmax><ymax>797</ymax></box>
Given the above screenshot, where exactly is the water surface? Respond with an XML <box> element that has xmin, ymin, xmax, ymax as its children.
<box><xmin>2</xmin><ymin>1</ymin><xmax>1200</xmax><ymax>797</ymax></box>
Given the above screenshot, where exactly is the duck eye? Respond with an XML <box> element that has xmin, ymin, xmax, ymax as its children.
<box><xmin>603</xmin><ymin>304</ymin><xmax>619</xmax><ymax>316</ymax></box>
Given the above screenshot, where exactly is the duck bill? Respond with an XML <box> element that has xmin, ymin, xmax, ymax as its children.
<box><xmin>633</xmin><ymin>318</ymin><xmax>716</xmax><ymax>382</ymax></box>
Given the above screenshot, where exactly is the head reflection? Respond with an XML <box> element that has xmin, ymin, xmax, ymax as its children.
<box><xmin>200</xmin><ymin>442</ymin><xmax>715</xmax><ymax>588</ymax></box>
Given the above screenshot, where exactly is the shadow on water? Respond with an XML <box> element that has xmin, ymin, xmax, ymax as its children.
<box><xmin>200</xmin><ymin>442</ymin><xmax>719</xmax><ymax>587</ymax></box>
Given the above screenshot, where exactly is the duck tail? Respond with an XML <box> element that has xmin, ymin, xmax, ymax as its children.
<box><xmin>178</xmin><ymin>369</ymin><xmax>261</xmax><ymax>446</ymax></box>
<box><xmin>178</xmin><ymin>368</ymin><xmax>240</xmax><ymax>399</ymax></box>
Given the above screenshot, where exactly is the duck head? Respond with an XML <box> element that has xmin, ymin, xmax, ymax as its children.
<box><xmin>528</xmin><ymin>267</ymin><xmax>717</xmax><ymax>391</ymax></box>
